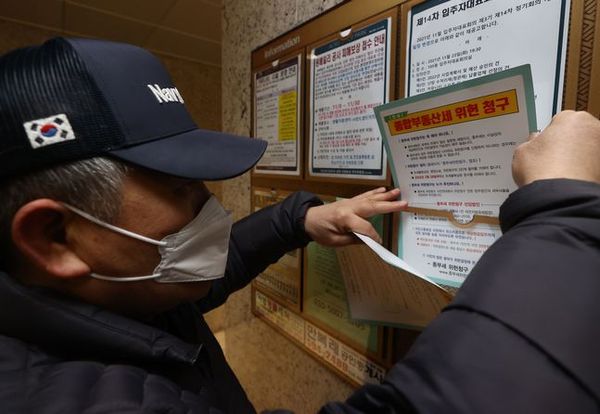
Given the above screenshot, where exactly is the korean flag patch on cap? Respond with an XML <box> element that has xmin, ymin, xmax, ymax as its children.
<box><xmin>23</xmin><ymin>114</ymin><xmax>75</xmax><ymax>149</ymax></box>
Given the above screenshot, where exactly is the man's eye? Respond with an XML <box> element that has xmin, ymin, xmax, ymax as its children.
<box><xmin>173</xmin><ymin>183</ymin><xmax>193</xmax><ymax>196</ymax></box>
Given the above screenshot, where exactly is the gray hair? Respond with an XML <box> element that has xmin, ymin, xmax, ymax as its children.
<box><xmin>0</xmin><ymin>157</ymin><xmax>129</xmax><ymax>268</ymax></box>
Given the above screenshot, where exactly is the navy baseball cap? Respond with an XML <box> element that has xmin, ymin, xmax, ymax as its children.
<box><xmin>0</xmin><ymin>37</ymin><xmax>267</xmax><ymax>180</ymax></box>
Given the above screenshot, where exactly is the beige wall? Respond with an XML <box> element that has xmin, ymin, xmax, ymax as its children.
<box><xmin>0</xmin><ymin>19</ymin><xmax>222</xmax><ymax>151</ymax></box>
<box><xmin>0</xmin><ymin>20</ymin><xmax>58</xmax><ymax>50</ymax></box>
<box><xmin>219</xmin><ymin>0</ymin><xmax>357</xmax><ymax>412</ymax></box>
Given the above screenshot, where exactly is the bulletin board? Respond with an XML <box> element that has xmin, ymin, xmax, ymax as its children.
<box><xmin>250</xmin><ymin>0</ymin><xmax>599</xmax><ymax>388</ymax></box>
<box><xmin>306</xmin><ymin>12</ymin><xmax>396</xmax><ymax>184</ymax></box>
<box><xmin>253</xmin><ymin>52</ymin><xmax>304</xmax><ymax>178</ymax></box>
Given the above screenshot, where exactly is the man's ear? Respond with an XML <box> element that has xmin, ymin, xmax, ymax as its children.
<box><xmin>11</xmin><ymin>199</ymin><xmax>90</xmax><ymax>279</ymax></box>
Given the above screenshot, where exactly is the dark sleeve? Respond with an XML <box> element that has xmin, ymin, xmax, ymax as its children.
<box><xmin>196</xmin><ymin>191</ymin><xmax>322</xmax><ymax>312</ymax></box>
<box><xmin>319</xmin><ymin>179</ymin><xmax>600</xmax><ymax>413</ymax></box>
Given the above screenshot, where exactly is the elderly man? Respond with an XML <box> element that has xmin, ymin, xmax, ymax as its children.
<box><xmin>0</xmin><ymin>37</ymin><xmax>405</xmax><ymax>413</ymax></box>
<box><xmin>1</xmin><ymin>37</ymin><xmax>599</xmax><ymax>413</ymax></box>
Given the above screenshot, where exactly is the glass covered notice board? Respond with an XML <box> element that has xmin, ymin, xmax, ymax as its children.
<box><xmin>251</xmin><ymin>3</ymin><xmax>401</xmax><ymax>387</ymax></box>
<box><xmin>250</xmin><ymin>0</ymin><xmax>593</xmax><ymax>387</ymax></box>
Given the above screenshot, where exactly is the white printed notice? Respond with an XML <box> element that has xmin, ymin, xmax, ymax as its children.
<box><xmin>254</xmin><ymin>55</ymin><xmax>301</xmax><ymax>175</ymax></box>
<box><xmin>375</xmin><ymin>65</ymin><xmax>537</xmax><ymax>288</ymax></box>
<box><xmin>407</xmin><ymin>0</ymin><xmax>569</xmax><ymax>129</ymax></box>
<box><xmin>309</xmin><ymin>18</ymin><xmax>392</xmax><ymax>180</ymax></box>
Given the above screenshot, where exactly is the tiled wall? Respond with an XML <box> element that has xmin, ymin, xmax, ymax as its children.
<box><xmin>0</xmin><ymin>20</ymin><xmax>222</xmax><ymax>132</ymax></box>
<box><xmin>220</xmin><ymin>0</ymin><xmax>356</xmax><ymax>412</ymax></box>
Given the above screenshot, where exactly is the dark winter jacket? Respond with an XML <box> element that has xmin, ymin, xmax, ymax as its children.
<box><xmin>321</xmin><ymin>179</ymin><xmax>600</xmax><ymax>413</ymax></box>
<box><xmin>0</xmin><ymin>191</ymin><xmax>319</xmax><ymax>414</ymax></box>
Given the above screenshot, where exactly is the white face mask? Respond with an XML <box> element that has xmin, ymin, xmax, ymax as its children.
<box><xmin>63</xmin><ymin>196</ymin><xmax>233</xmax><ymax>283</ymax></box>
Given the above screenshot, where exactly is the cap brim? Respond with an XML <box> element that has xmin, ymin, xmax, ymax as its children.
<box><xmin>108</xmin><ymin>128</ymin><xmax>267</xmax><ymax>180</ymax></box>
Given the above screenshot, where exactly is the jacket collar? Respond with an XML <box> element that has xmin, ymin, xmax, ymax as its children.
<box><xmin>0</xmin><ymin>272</ymin><xmax>201</xmax><ymax>365</ymax></box>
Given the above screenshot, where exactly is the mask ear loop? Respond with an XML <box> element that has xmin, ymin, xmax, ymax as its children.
<box><xmin>89</xmin><ymin>273</ymin><xmax>162</xmax><ymax>282</ymax></box>
<box><xmin>62</xmin><ymin>203</ymin><xmax>168</xmax><ymax>247</ymax></box>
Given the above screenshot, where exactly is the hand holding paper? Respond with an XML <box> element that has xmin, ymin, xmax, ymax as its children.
<box><xmin>337</xmin><ymin>232</ymin><xmax>453</xmax><ymax>328</ymax></box>
<box><xmin>353</xmin><ymin>232</ymin><xmax>441</xmax><ymax>287</ymax></box>
<box><xmin>513</xmin><ymin>110</ymin><xmax>600</xmax><ymax>186</ymax></box>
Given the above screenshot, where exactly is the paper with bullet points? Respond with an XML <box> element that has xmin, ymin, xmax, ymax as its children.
<box><xmin>374</xmin><ymin>65</ymin><xmax>536</xmax><ymax>289</ymax></box>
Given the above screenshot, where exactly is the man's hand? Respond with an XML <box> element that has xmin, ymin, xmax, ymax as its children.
<box><xmin>513</xmin><ymin>110</ymin><xmax>600</xmax><ymax>187</ymax></box>
<box><xmin>304</xmin><ymin>187</ymin><xmax>407</xmax><ymax>246</ymax></box>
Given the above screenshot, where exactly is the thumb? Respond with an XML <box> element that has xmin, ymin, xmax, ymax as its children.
<box><xmin>346</xmin><ymin>216</ymin><xmax>382</xmax><ymax>244</ymax></box>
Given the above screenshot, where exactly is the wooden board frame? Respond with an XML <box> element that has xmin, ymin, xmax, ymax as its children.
<box><xmin>250</xmin><ymin>0</ymin><xmax>422</xmax><ymax>389</ymax></box>
<box><xmin>304</xmin><ymin>9</ymin><xmax>398</xmax><ymax>186</ymax></box>
<box><xmin>252</xmin><ymin>1</ymin><xmax>410</xmax><ymax>69</ymax></box>
<box><xmin>249</xmin><ymin>0</ymin><xmax>600</xmax><ymax>388</ymax></box>
<box><xmin>568</xmin><ymin>0</ymin><xmax>600</xmax><ymax>116</ymax></box>
<box><xmin>251</xmin><ymin>287</ymin><xmax>389</xmax><ymax>387</ymax></box>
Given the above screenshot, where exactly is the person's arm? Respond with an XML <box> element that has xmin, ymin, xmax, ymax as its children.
<box><xmin>196</xmin><ymin>191</ymin><xmax>319</xmax><ymax>312</ymax></box>
<box><xmin>317</xmin><ymin>111</ymin><xmax>600</xmax><ymax>413</ymax></box>
<box><xmin>197</xmin><ymin>188</ymin><xmax>407</xmax><ymax>312</ymax></box>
